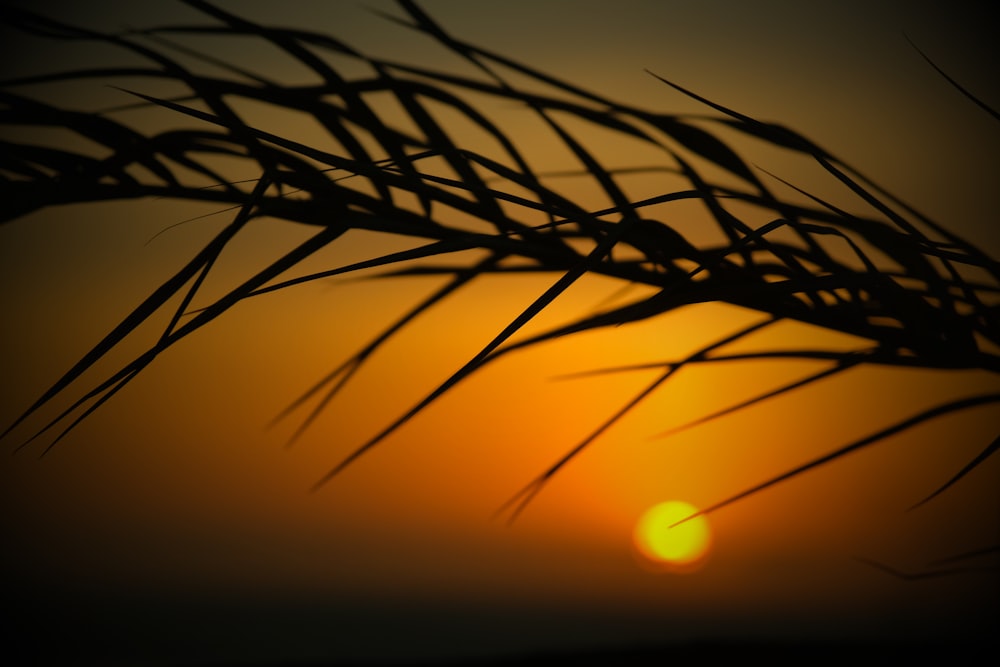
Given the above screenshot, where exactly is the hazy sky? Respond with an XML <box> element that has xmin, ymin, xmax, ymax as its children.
<box><xmin>2</xmin><ymin>1</ymin><xmax>998</xmax><ymax>664</ymax></box>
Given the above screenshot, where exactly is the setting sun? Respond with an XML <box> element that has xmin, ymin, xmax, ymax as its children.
<box><xmin>633</xmin><ymin>501</ymin><xmax>712</xmax><ymax>572</ymax></box>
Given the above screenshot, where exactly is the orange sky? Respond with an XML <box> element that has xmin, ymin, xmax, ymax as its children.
<box><xmin>2</xmin><ymin>1</ymin><xmax>998</xmax><ymax>663</ymax></box>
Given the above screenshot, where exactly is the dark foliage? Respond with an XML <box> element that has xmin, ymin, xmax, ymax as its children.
<box><xmin>1</xmin><ymin>1</ymin><xmax>997</xmax><ymax>537</ymax></box>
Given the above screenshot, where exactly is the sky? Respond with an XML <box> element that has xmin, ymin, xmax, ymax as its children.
<box><xmin>1</xmin><ymin>1</ymin><xmax>998</xmax><ymax>664</ymax></box>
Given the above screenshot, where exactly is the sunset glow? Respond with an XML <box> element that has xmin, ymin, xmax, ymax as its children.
<box><xmin>633</xmin><ymin>501</ymin><xmax>712</xmax><ymax>572</ymax></box>
<box><xmin>2</xmin><ymin>1</ymin><xmax>998</xmax><ymax>664</ymax></box>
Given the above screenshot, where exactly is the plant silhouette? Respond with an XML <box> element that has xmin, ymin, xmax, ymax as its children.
<box><xmin>1</xmin><ymin>0</ymin><xmax>997</xmax><ymax>557</ymax></box>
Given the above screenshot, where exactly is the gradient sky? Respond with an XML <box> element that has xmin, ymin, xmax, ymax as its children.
<box><xmin>2</xmin><ymin>1</ymin><xmax>998</xmax><ymax>664</ymax></box>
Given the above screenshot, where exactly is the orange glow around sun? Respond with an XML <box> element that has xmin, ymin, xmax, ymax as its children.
<box><xmin>633</xmin><ymin>501</ymin><xmax>712</xmax><ymax>573</ymax></box>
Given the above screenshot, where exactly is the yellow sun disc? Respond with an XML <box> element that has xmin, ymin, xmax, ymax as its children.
<box><xmin>633</xmin><ymin>501</ymin><xmax>711</xmax><ymax>572</ymax></box>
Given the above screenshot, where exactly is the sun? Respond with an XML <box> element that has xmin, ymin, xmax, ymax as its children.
<box><xmin>633</xmin><ymin>501</ymin><xmax>711</xmax><ymax>572</ymax></box>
